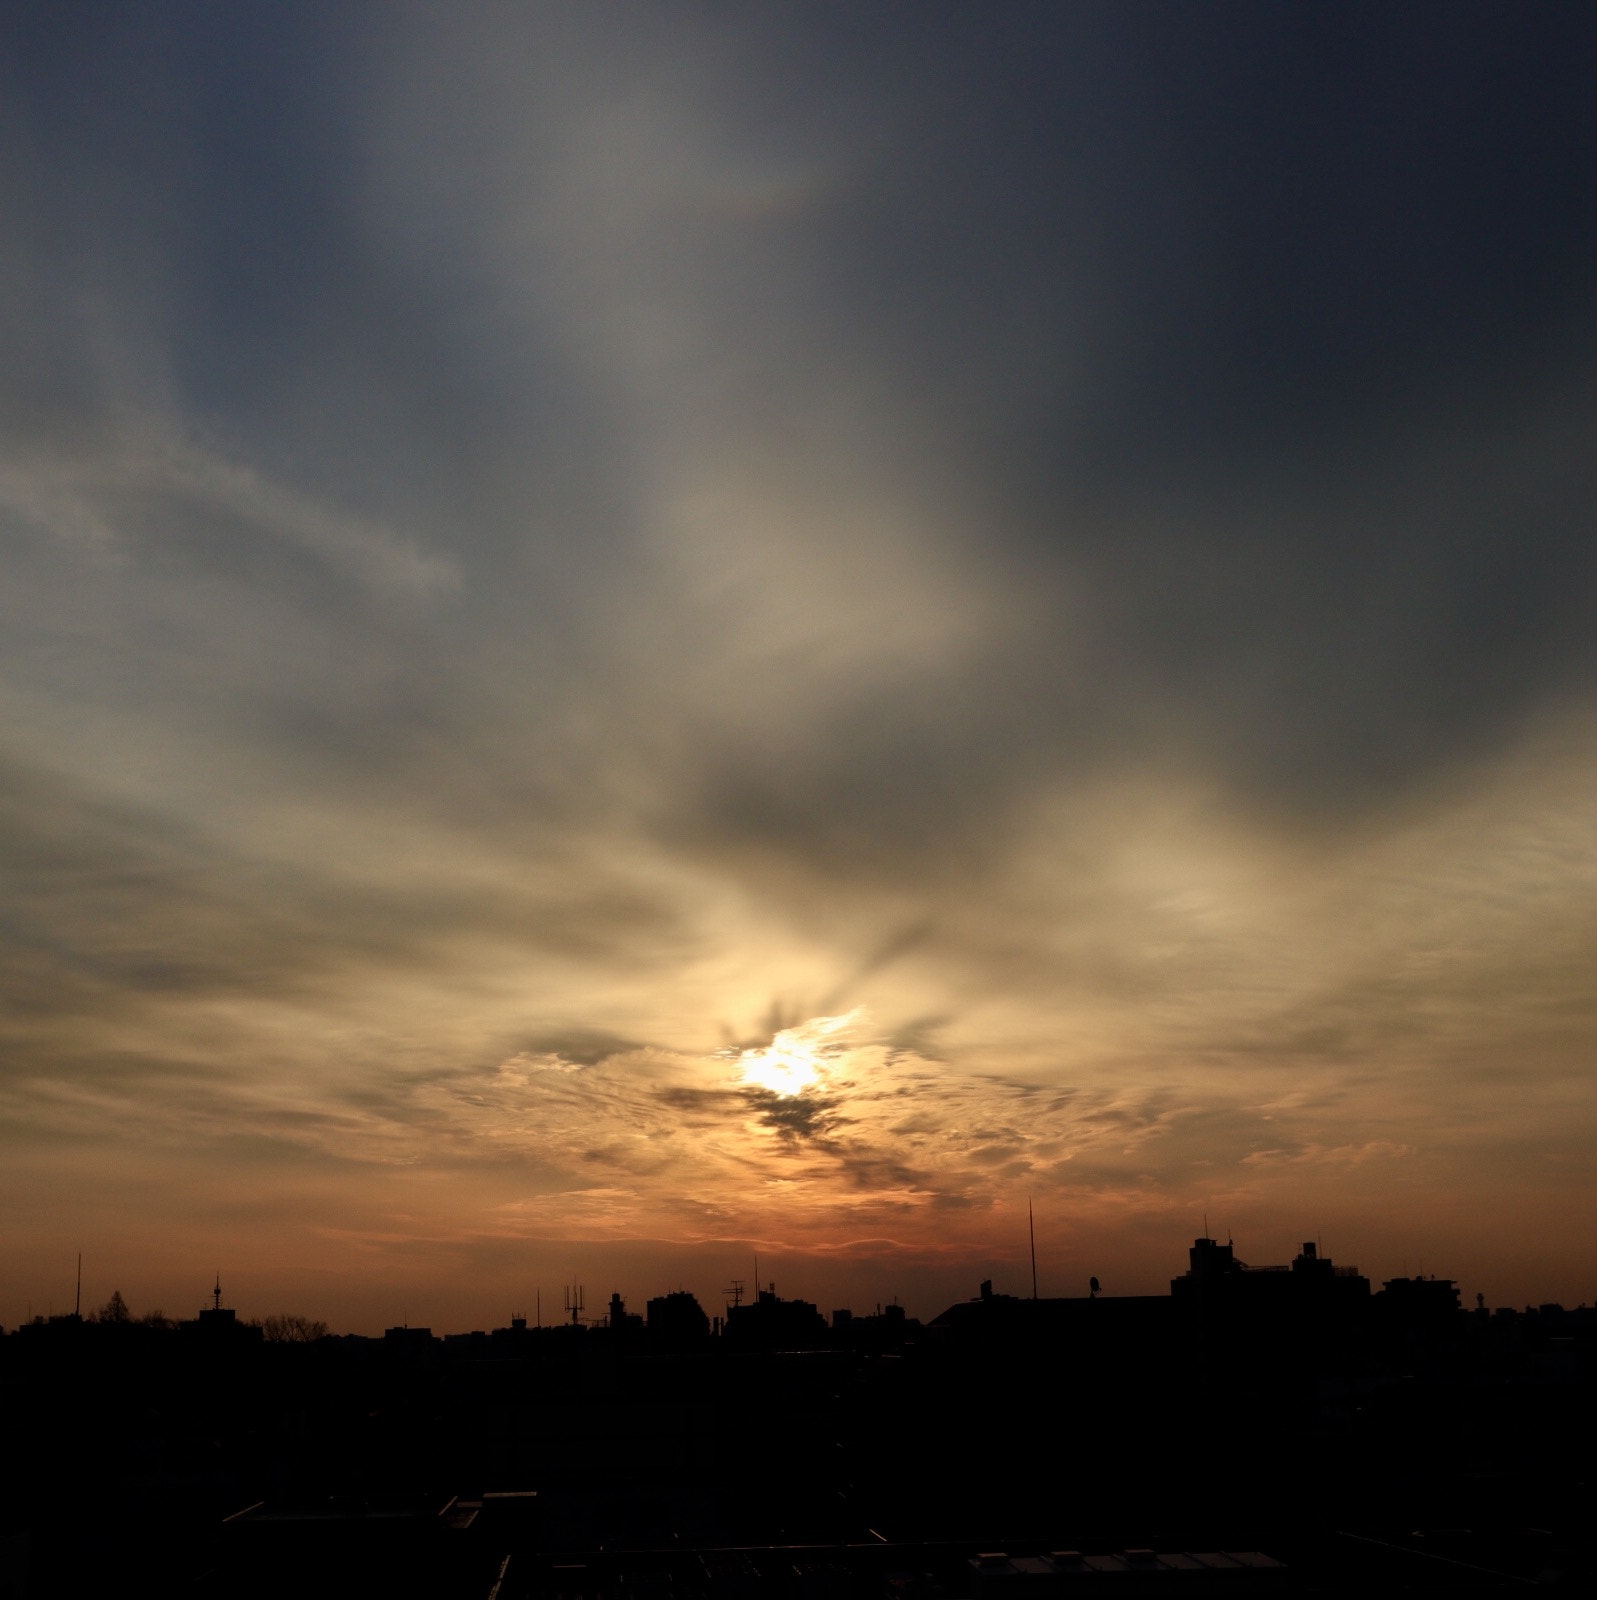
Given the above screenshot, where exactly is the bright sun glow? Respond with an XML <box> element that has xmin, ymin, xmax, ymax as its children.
<box><xmin>736</xmin><ymin>1009</ymin><xmax>860</xmax><ymax>1098</ymax></box>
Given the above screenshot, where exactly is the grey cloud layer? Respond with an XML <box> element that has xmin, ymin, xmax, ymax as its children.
<box><xmin>10</xmin><ymin>8</ymin><xmax>1596</xmax><ymax>830</ymax></box>
<box><xmin>4</xmin><ymin>4</ymin><xmax>1597</xmax><ymax>1314</ymax></box>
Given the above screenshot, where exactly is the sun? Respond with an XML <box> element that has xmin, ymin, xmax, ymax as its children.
<box><xmin>736</xmin><ymin>1010</ymin><xmax>860</xmax><ymax>1098</ymax></box>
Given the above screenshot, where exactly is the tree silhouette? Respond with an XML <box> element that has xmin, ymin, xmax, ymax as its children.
<box><xmin>96</xmin><ymin>1289</ymin><xmax>130</xmax><ymax>1324</ymax></box>
<box><xmin>259</xmin><ymin>1313</ymin><xmax>329</xmax><ymax>1343</ymax></box>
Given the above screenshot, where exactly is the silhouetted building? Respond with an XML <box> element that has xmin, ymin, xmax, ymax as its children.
<box><xmin>605</xmin><ymin>1292</ymin><xmax>644</xmax><ymax>1335</ymax></box>
<box><xmin>928</xmin><ymin>1281</ymin><xmax>1172</xmax><ymax>1355</ymax></box>
<box><xmin>1171</xmin><ymin>1236</ymin><xmax>1369</xmax><ymax>1317</ymax></box>
<box><xmin>1376</xmin><ymin>1274</ymin><xmax>1461</xmax><ymax>1319</ymax></box>
<box><xmin>184</xmin><ymin>1275</ymin><xmax>263</xmax><ymax>1345</ymax></box>
<box><xmin>382</xmin><ymin>1325</ymin><xmax>437</xmax><ymax>1363</ymax></box>
<box><xmin>723</xmin><ymin>1286</ymin><xmax>829</xmax><ymax>1350</ymax></box>
<box><xmin>1372</xmin><ymin>1274</ymin><xmax>1463</xmax><ymax>1366</ymax></box>
<box><xmin>832</xmin><ymin>1301</ymin><xmax>921</xmax><ymax>1351</ymax></box>
<box><xmin>646</xmin><ymin>1290</ymin><xmax>710</xmax><ymax>1347</ymax></box>
<box><xmin>1169</xmin><ymin>1236</ymin><xmax>1372</xmax><ymax>1394</ymax></box>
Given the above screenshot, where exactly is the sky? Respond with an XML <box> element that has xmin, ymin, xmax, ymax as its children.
<box><xmin>4</xmin><ymin>3</ymin><xmax>1597</xmax><ymax>1333</ymax></box>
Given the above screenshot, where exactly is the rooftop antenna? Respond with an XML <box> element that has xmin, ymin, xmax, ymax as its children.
<box><xmin>724</xmin><ymin>1278</ymin><xmax>745</xmax><ymax>1310</ymax></box>
<box><xmin>563</xmin><ymin>1284</ymin><xmax>584</xmax><ymax>1327</ymax></box>
<box><xmin>1028</xmin><ymin>1198</ymin><xmax>1038</xmax><ymax>1300</ymax></box>
<box><xmin>212</xmin><ymin>1273</ymin><xmax>223</xmax><ymax>1313</ymax></box>
<box><xmin>75</xmin><ymin>1253</ymin><xmax>82</xmax><ymax>1319</ymax></box>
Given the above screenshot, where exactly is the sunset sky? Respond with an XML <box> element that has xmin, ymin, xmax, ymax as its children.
<box><xmin>5</xmin><ymin>3</ymin><xmax>1597</xmax><ymax>1332</ymax></box>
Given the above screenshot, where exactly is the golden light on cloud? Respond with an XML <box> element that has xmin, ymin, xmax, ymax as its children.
<box><xmin>6</xmin><ymin>6</ymin><xmax>1597</xmax><ymax>1338</ymax></box>
<box><xmin>735</xmin><ymin>1009</ymin><xmax>861</xmax><ymax>1098</ymax></box>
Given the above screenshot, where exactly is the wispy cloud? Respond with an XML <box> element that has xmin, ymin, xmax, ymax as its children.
<box><xmin>4</xmin><ymin>5</ymin><xmax>1597</xmax><ymax>1325</ymax></box>
<box><xmin>1242</xmin><ymin>1141</ymin><xmax>1416</xmax><ymax>1169</ymax></box>
<box><xmin>1</xmin><ymin>424</ymin><xmax>460</xmax><ymax>599</ymax></box>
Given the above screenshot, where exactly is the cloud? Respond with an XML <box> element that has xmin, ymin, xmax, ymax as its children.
<box><xmin>744</xmin><ymin>1089</ymin><xmax>846</xmax><ymax>1145</ymax></box>
<box><xmin>1</xmin><ymin>423</ymin><xmax>460</xmax><ymax>597</ymax></box>
<box><xmin>4</xmin><ymin>5</ymin><xmax>1597</xmax><ymax>1324</ymax></box>
<box><xmin>1242</xmin><ymin>1142</ymin><xmax>1416</xmax><ymax>1170</ymax></box>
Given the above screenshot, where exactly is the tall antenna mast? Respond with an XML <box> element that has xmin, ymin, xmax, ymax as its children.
<box><xmin>563</xmin><ymin>1284</ymin><xmax>584</xmax><ymax>1327</ymax></box>
<box><xmin>1029</xmin><ymin>1199</ymin><xmax>1038</xmax><ymax>1300</ymax></box>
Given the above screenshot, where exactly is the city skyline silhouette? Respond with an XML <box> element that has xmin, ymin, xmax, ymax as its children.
<box><xmin>4</xmin><ymin>1221</ymin><xmax>1591</xmax><ymax>1594</ymax></box>
<box><xmin>13</xmin><ymin>1219</ymin><xmax>1567</xmax><ymax>1343</ymax></box>
<box><xmin>4</xmin><ymin>4</ymin><xmax>1597</xmax><ymax>1591</ymax></box>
